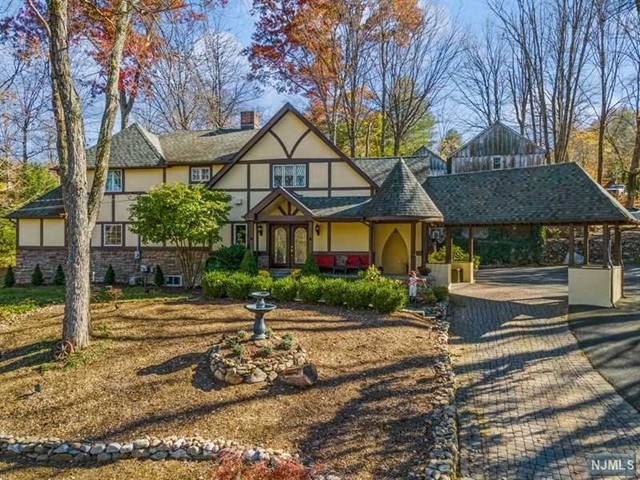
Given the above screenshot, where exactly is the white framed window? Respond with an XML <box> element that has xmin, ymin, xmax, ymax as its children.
<box><xmin>105</xmin><ymin>170</ymin><xmax>123</xmax><ymax>192</ymax></box>
<box><xmin>492</xmin><ymin>157</ymin><xmax>502</xmax><ymax>170</ymax></box>
<box><xmin>165</xmin><ymin>275</ymin><xmax>183</xmax><ymax>287</ymax></box>
<box><xmin>233</xmin><ymin>224</ymin><xmax>247</xmax><ymax>246</ymax></box>
<box><xmin>190</xmin><ymin>166</ymin><xmax>211</xmax><ymax>183</ymax></box>
<box><xmin>103</xmin><ymin>224</ymin><xmax>123</xmax><ymax>246</ymax></box>
<box><xmin>272</xmin><ymin>164</ymin><xmax>306</xmax><ymax>188</ymax></box>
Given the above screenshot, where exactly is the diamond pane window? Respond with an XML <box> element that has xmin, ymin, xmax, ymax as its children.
<box><xmin>105</xmin><ymin>170</ymin><xmax>123</xmax><ymax>192</ymax></box>
<box><xmin>295</xmin><ymin>164</ymin><xmax>306</xmax><ymax>187</ymax></box>
<box><xmin>273</xmin><ymin>165</ymin><xmax>283</xmax><ymax>187</ymax></box>
<box><xmin>272</xmin><ymin>164</ymin><xmax>307</xmax><ymax>188</ymax></box>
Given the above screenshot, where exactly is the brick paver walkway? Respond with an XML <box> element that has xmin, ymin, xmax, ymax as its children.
<box><xmin>451</xmin><ymin>277</ymin><xmax>640</xmax><ymax>479</ymax></box>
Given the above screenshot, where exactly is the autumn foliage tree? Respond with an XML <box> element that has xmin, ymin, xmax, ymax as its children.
<box><xmin>3</xmin><ymin>0</ymin><xmax>222</xmax><ymax>350</ymax></box>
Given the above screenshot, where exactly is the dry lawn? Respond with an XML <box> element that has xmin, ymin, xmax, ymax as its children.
<box><xmin>0</xmin><ymin>299</ymin><xmax>445</xmax><ymax>479</ymax></box>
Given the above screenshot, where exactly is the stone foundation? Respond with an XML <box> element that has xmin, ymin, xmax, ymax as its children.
<box><xmin>542</xmin><ymin>231</ymin><xmax>640</xmax><ymax>265</ymax></box>
<box><xmin>14</xmin><ymin>248</ymin><xmax>199</xmax><ymax>285</ymax></box>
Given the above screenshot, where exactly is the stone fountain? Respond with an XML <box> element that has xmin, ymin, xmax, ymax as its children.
<box><xmin>245</xmin><ymin>291</ymin><xmax>277</xmax><ymax>340</ymax></box>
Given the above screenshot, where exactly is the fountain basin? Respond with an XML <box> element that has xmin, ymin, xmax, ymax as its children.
<box><xmin>246</xmin><ymin>291</ymin><xmax>277</xmax><ymax>340</ymax></box>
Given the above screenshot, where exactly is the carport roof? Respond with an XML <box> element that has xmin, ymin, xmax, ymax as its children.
<box><xmin>423</xmin><ymin>162</ymin><xmax>638</xmax><ymax>226</ymax></box>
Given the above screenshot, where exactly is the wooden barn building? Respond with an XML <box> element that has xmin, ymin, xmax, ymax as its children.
<box><xmin>447</xmin><ymin>122</ymin><xmax>546</xmax><ymax>174</ymax></box>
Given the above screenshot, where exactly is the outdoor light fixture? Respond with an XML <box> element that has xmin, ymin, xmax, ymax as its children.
<box><xmin>315</xmin><ymin>224</ymin><xmax>320</xmax><ymax>236</ymax></box>
<box><xmin>258</xmin><ymin>225</ymin><xmax>263</xmax><ymax>236</ymax></box>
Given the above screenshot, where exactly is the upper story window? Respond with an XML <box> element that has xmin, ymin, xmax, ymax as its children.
<box><xmin>190</xmin><ymin>166</ymin><xmax>211</xmax><ymax>183</ymax></box>
<box><xmin>106</xmin><ymin>170</ymin><xmax>123</xmax><ymax>192</ymax></box>
<box><xmin>492</xmin><ymin>157</ymin><xmax>502</xmax><ymax>170</ymax></box>
<box><xmin>273</xmin><ymin>164</ymin><xmax>306</xmax><ymax>188</ymax></box>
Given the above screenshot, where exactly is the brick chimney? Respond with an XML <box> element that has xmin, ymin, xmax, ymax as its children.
<box><xmin>240</xmin><ymin>111</ymin><xmax>259</xmax><ymax>130</ymax></box>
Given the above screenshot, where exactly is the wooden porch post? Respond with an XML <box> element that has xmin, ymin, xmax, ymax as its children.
<box><xmin>602</xmin><ymin>224</ymin><xmax>611</xmax><ymax>268</ymax></box>
<box><xmin>421</xmin><ymin>223</ymin><xmax>428</xmax><ymax>267</ymax></box>
<box><xmin>369</xmin><ymin>222</ymin><xmax>375</xmax><ymax>265</ymax></box>
<box><xmin>247</xmin><ymin>221</ymin><xmax>255</xmax><ymax>255</ymax></box>
<box><xmin>583</xmin><ymin>225</ymin><xmax>590</xmax><ymax>266</ymax></box>
<box><xmin>568</xmin><ymin>224</ymin><xmax>575</xmax><ymax>267</ymax></box>
<box><xmin>445</xmin><ymin>226</ymin><xmax>452</xmax><ymax>263</ymax></box>
<box><xmin>410</xmin><ymin>223</ymin><xmax>417</xmax><ymax>271</ymax></box>
<box><xmin>307</xmin><ymin>221</ymin><xmax>313</xmax><ymax>260</ymax></box>
<box><xmin>614</xmin><ymin>226</ymin><xmax>622</xmax><ymax>266</ymax></box>
<box><xmin>468</xmin><ymin>227</ymin><xmax>474</xmax><ymax>263</ymax></box>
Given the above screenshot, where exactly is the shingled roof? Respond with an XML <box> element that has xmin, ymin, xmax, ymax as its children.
<box><xmin>364</xmin><ymin>159</ymin><xmax>443</xmax><ymax>221</ymax></box>
<box><xmin>354</xmin><ymin>156</ymin><xmax>446</xmax><ymax>186</ymax></box>
<box><xmin>7</xmin><ymin>187</ymin><xmax>64</xmax><ymax>219</ymax></box>
<box><xmin>86</xmin><ymin>123</ymin><xmax>257</xmax><ymax>168</ymax></box>
<box><xmin>424</xmin><ymin>162</ymin><xmax>638</xmax><ymax>225</ymax></box>
<box><xmin>297</xmin><ymin>196</ymin><xmax>370</xmax><ymax>218</ymax></box>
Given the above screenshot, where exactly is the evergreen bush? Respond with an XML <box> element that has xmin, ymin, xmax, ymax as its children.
<box><xmin>225</xmin><ymin>272</ymin><xmax>253</xmax><ymax>299</ymax></box>
<box><xmin>271</xmin><ymin>276</ymin><xmax>298</xmax><ymax>301</ymax></box>
<box><xmin>433</xmin><ymin>286</ymin><xmax>449</xmax><ymax>302</ymax></box>
<box><xmin>371</xmin><ymin>280</ymin><xmax>406</xmax><ymax>313</ymax></box>
<box><xmin>31</xmin><ymin>264</ymin><xmax>44</xmax><ymax>286</ymax></box>
<box><xmin>300</xmin><ymin>256</ymin><xmax>320</xmax><ymax>276</ymax></box>
<box><xmin>251</xmin><ymin>271</ymin><xmax>273</xmax><ymax>292</ymax></box>
<box><xmin>4</xmin><ymin>265</ymin><xmax>15</xmax><ymax>287</ymax></box>
<box><xmin>322</xmin><ymin>278</ymin><xmax>349</xmax><ymax>306</ymax></box>
<box><xmin>239</xmin><ymin>250</ymin><xmax>259</xmax><ymax>276</ymax></box>
<box><xmin>154</xmin><ymin>265</ymin><xmax>165</xmax><ymax>286</ymax></box>
<box><xmin>52</xmin><ymin>265</ymin><xmax>65</xmax><ymax>285</ymax></box>
<box><xmin>205</xmin><ymin>244</ymin><xmax>247</xmax><ymax>271</ymax></box>
<box><xmin>201</xmin><ymin>271</ymin><xmax>228</xmax><ymax>298</ymax></box>
<box><xmin>298</xmin><ymin>275</ymin><xmax>324</xmax><ymax>303</ymax></box>
<box><xmin>344</xmin><ymin>280</ymin><xmax>375</xmax><ymax>309</ymax></box>
<box><xmin>104</xmin><ymin>264</ymin><xmax>116</xmax><ymax>285</ymax></box>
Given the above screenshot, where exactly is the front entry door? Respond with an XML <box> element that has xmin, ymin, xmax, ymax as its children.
<box><xmin>271</xmin><ymin>225</ymin><xmax>308</xmax><ymax>268</ymax></box>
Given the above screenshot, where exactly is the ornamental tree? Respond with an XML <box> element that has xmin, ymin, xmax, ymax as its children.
<box><xmin>129</xmin><ymin>184</ymin><xmax>230</xmax><ymax>289</ymax></box>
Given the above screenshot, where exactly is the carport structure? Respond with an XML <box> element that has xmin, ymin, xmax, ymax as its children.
<box><xmin>422</xmin><ymin>162</ymin><xmax>638</xmax><ymax>307</ymax></box>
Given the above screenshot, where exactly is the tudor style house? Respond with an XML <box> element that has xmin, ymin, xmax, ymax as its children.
<box><xmin>8</xmin><ymin>103</ymin><xmax>638</xmax><ymax>307</ymax></box>
<box><xmin>447</xmin><ymin>121</ymin><xmax>546</xmax><ymax>174</ymax></box>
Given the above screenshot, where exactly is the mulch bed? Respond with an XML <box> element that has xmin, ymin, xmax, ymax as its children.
<box><xmin>0</xmin><ymin>299</ymin><xmax>444</xmax><ymax>479</ymax></box>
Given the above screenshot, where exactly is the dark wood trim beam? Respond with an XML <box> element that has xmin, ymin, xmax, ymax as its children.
<box><xmin>410</xmin><ymin>223</ymin><xmax>416</xmax><ymax>270</ymax></box>
<box><xmin>468</xmin><ymin>227</ymin><xmax>474</xmax><ymax>263</ymax></box>
<box><xmin>445</xmin><ymin>226</ymin><xmax>452</xmax><ymax>263</ymax></box>
<box><xmin>568</xmin><ymin>224</ymin><xmax>575</xmax><ymax>267</ymax></box>
<box><xmin>583</xmin><ymin>225</ymin><xmax>590</xmax><ymax>265</ymax></box>
<box><xmin>614</xmin><ymin>226</ymin><xmax>622</xmax><ymax>266</ymax></box>
<box><xmin>421</xmin><ymin>222</ymin><xmax>428</xmax><ymax>267</ymax></box>
<box><xmin>602</xmin><ymin>224</ymin><xmax>611</xmax><ymax>268</ymax></box>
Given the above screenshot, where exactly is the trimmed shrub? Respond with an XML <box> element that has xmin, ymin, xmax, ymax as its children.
<box><xmin>344</xmin><ymin>280</ymin><xmax>375</xmax><ymax>309</ymax></box>
<box><xmin>239</xmin><ymin>250</ymin><xmax>259</xmax><ymax>276</ymax></box>
<box><xmin>52</xmin><ymin>265</ymin><xmax>65</xmax><ymax>285</ymax></box>
<box><xmin>371</xmin><ymin>280</ymin><xmax>406</xmax><ymax>314</ymax></box>
<box><xmin>433</xmin><ymin>285</ymin><xmax>449</xmax><ymax>302</ymax></box>
<box><xmin>104</xmin><ymin>264</ymin><xmax>116</xmax><ymax>285</ymax></box>
<box><xmin>251</xmin><ymin>272</ymin><xmax>273</xmax><ymax>292</ymax></box>
<box><xmin>360</xmin><ymin>264</ymin><xmax>382</xmax><ymax>282</ymax></box>
<box><xmin>322</xmin><ymin>278</ymin><xmax>348</xmax><ymax>306</ymax></box>
<box><xmin>271</xmin><ymin>276</ymin><xmax>298</xmax><ymax>302</ymax></box>
<box><xmin>201</xmin><ymin>271</ymin><xmax>228</xmax><ymax>298</ymax></box>
<box><xmin>289</xmin><ymin>269</ymin><xmax>302</xmax><ymax>280</ymax></box>
<box><xmin>225</xmin><ymin>272</ymin><xmax>253</xmax><ymax>300</ymax></box>
<box><xmin>154</xmin><ymin>265</ymin><xmax>165</xmax><ymax>286</ymax></box>
<box><xmin>298</xmin><ymin>275</ymin><xmax>323</xmax><ymax>303</ymax></box>
<box><xmin>300</xmin><ymin>256</ymin><xmax>320</xmax><ymax>276</ymax></box>
<box><xmin>206</xmin><ymin>244</ymin><xmax>247</xmax><ymax>271</ymax></box>
<box><xmin>418</xmin><ymin>287</ymin><xmax>437</xmax><ymax>305</ymax></box>
<box><xmin>4</xmin><ymin>265</ymin><xmax>16</xmax><ymax>287</ymax></box>
<box><xmin>31</xmin><ymin>264</ymin><xmax>44</xmax><ymax>286</ymax></box>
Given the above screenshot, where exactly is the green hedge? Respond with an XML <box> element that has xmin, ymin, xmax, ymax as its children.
<box><xmin>202</xmin><ymin>271</ymin><xmax>407</xmax><ymax>314</ymax></box>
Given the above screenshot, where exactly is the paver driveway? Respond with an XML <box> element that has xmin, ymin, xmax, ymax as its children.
<box><xmin>451</xmin><ymin>267</ymin><xmax>640</xmax><ymax>480</ymax></box>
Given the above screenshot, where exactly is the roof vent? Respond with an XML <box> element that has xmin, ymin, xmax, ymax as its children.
<box><xmin>240</xmin><ymin>111</ymin><xmax>259</xmax><ymax>130</ymax></box>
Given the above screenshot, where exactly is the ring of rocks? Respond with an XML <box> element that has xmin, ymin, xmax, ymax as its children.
<box><xmin>209</xmin><ymin>343</ymin><xmax>307</xmax><ymax>385</ymax></box>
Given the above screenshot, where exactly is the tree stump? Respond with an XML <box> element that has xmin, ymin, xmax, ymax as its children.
<box><xmin>279</xmin><ymin>364</ymin><xmax>318</xmax><ymax>387</ymax></box>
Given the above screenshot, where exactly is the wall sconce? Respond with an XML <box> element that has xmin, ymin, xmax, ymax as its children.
<box><xmin>315</xmin><ymin>224</ymin><xmax>320</xmax><ymax>236</ymax></box>
<box><xmin>257</xmin><ymin>225</ymin><xmax>264</xmax><ymax>236</ymax></box>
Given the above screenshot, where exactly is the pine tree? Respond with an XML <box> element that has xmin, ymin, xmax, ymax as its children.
<box><xmin>53</xmin><ymin>265</ymin><xmax>65</xmax><ymax>285</ymax></box>
<box><xmin>154</xmin><ymin>265</ymin><xmax>165</xmax><ymax>286</ymax></box>
<box><xmin>301</xmin><ymin>256</ymin><xmax>320</xmax><ymax>276</ymax></box>
<box><xmin>239</xmin><ymin>249</ymin><xmax>259</xmax><ymax>275</ymax></box>
<box><xmin>31</xmin><ymin>264</ymin><xmax>44</xmax><ymax>286</ymax></box>
<box><xmin>104</xmin><ymin>264</ymin><xmax>116</xmax><ymax>285</ymax></box>
<box><xmin>4</xmin><ymin>266</ymin><xmax>16</xmax><ymax>287</ymax></box>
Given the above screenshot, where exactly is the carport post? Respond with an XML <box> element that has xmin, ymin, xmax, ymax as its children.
<box><xmin>445</xmin><ymin>227</ymin><xmax>452</xmax><ymax>263</ymax></box>
<box><xmin>583</xmin><ymin>225</ymin><xmax>590</xmax><ymax>266</ymax></box>
<box><xmin>614</xmin><ymin>226</ymin><xmax>622</xmax><ymax>266</ymax></box>
<box><xmin>602</xmin><ymin>224</ymin><xmax>611</xmax><ymax>268</ymax></box>
<box><xmin>468</xmin><ymin>227</ymin><xmax>474</xmax><ymax>263</ymax></box>
<box><xmin>568</xmin><ymin>224</ymin><xmax>575</xmax><ymax>267</ymax></box>
<box><xmin>421</xmin><ymin>223</ymin><xmax>428</xmax><ymax>267</ymax></box>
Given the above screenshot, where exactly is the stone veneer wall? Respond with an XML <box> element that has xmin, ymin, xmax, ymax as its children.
<box><xmin>542</xmin><ymin>232</ymin><xmax>640</xmax><ymax>265</ymax></box>
<box><xmin>14</xmin><ymin>248</ymin><xmax>196</xmax><ymax>284</ymax></box>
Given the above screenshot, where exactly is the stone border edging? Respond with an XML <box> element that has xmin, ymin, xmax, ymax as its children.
<box><xmin>413</xmin><ymin>301</ymin><xmax>459</xmax><ymax>480</ymax></box>
<box><xmin>0</xmin><ymin>433</ymin><xmax>340</xmax><ymax>479</ymax></box>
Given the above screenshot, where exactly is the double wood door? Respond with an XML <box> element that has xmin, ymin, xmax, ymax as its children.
<box><xmin>270</xmin><ymin>224</ymin><xmax>308</xmax><ymax>268</ymax></box>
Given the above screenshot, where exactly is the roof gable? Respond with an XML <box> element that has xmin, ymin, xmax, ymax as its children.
<box><xmin>448</xmin><ymin>121</ymin><xmax>545</xmax><ymax>159</ymax></box>
<box><xmin>208</xmin><ymin>103</ymin><xmax>377</xmax><ymax>188</ymax></box>
<box><xmin>87</xmin><ymin>123</ymin><xmax>164</xmax><ymax>169</ymax></box>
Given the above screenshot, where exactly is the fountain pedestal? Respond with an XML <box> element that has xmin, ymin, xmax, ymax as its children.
<box><xmin>245</xmin><ymin>291</ymin><xmax>277</xmax><ymax>340</ymax></box>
